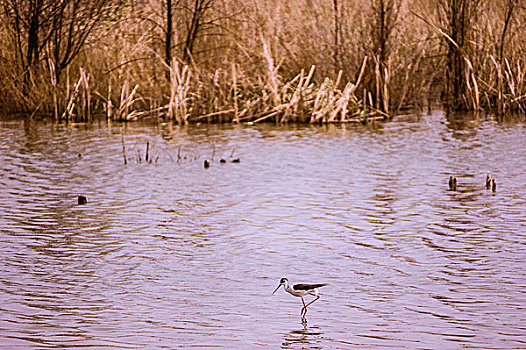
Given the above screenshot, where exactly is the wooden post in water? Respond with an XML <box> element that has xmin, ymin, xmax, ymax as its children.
<box><xmin>121</xmin><ymin>132</ymin><xmax>127</xmax><ymax>165</ymax></box>
<box><xmin>146</xmin><ymin>141</ymin><xmax>150</xmax><ymax>162</ymax></box>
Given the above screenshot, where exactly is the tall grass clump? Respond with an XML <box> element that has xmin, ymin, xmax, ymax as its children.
<box><xmin>0</xmin><ymin>0</ymin><xmax>524</xmax><ymax>121</ymax></box>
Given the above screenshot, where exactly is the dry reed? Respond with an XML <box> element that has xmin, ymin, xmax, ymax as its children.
<box><xmin>0</xmin><ymin>0</ymin><xmax>524</xmax><ymax>120</ymax></box>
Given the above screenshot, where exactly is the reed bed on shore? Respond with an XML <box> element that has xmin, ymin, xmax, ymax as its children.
<box><xmin>0</xmin><ymin>0</ymin><xmax>524</xmax><ymax>122</ymax></box>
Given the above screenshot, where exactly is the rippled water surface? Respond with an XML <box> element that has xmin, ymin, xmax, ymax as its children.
<box><xmin>1</xmin><ymin>112</ymin><xmax>525</xmax><ymax>349</ymax></box>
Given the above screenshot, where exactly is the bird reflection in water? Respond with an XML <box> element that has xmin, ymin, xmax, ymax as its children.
<box><xmin>282</xmin><ymin>324</ymin><xmax>323</xmax><ymax>350</ymax></box>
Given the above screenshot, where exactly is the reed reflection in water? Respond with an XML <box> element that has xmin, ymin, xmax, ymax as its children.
<box><xmin>0</xmin><ymin>112</ymin><xmax>525</xmax><ymax>349</ymax></box>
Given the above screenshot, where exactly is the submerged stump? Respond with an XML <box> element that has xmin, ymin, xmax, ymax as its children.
<box><xmin>448</xmin><ymin>176</ymin><xmax>457</xmax><ymax>191</ymax></box>
<box><xmin>78</xmin><ymin>195</ymin><xmax>87</xmax><ymax>205</ymax></box>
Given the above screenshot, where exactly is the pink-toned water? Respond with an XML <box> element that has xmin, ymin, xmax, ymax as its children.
<box><xmin>0</xmin><ymin>112</ymin><xmax>525</xmax><ymax>349</ymax></box>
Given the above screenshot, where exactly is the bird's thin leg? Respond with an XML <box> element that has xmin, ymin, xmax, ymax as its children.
<box><xmin>301</xmin><ymin>296</ymin><xmax>319</xmax><ymax>320</ymax></box>
<box><xmin>300</xmin><ymin>297</ymin><xmax>307</xmax><ymax>316</ymax></box>
<box><xmin>304</xmin><ymin>295</ymin><xmax>320</xmax><ymax>309</ymax></box>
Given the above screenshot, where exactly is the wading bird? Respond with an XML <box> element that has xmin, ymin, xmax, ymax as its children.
<box><xmin>272</xmin><ymin>277</ymin><xmax>326</xmax><ymax>320</ymax></box>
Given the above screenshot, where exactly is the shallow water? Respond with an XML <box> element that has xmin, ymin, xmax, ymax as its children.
<box><xmin>0</xmin><ymin>112</ymin><xmax>525</xmax><ymax>349</ymax></box>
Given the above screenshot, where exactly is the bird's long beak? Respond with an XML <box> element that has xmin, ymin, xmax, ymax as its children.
<box><xmin>272</xmin><ymin>284</ymin><xmax>282</xmax><ymax>294</ymax></box>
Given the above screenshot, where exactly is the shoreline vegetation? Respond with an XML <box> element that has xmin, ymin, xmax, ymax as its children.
<box><xmin>0</xmin><ymin>0</ymin><xmax>525</xmax><ymax>123</ymax></box>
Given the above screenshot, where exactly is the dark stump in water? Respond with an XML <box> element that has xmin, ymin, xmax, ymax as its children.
<box><xmin>220</xmin><ymin>159</ymin><xmax>227</xmax><ymax>164</ymax></box>
<box><xmin>204</xmin><ymin>160</ymin><xmax>210</xmax><ymax>169</ymax></box>
<box><xmin>78</xmin><ymin>196</ymin><xmax>87</xmax><ymax>205</ymax></box>
<box><xmin>448</xmin><ymin>176</ymin><xmax>457</xmax><ymax>191</ymax></box>
<box><xmin>231</xmin><ymin>158</ymin><xmax>240</xmax><ymax>163</ymax></box>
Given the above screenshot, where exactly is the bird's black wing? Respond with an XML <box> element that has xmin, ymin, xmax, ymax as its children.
<box><xmin>293</xmin><ymin>283</ymin><xmax>327</xmax><ymax>290</ymax></box>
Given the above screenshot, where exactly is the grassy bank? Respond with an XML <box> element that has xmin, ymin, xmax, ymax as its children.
<box><xmin>0</xmin><ymin>0</ymin><xmax>524</xmax><ymax>122</ymax></box>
